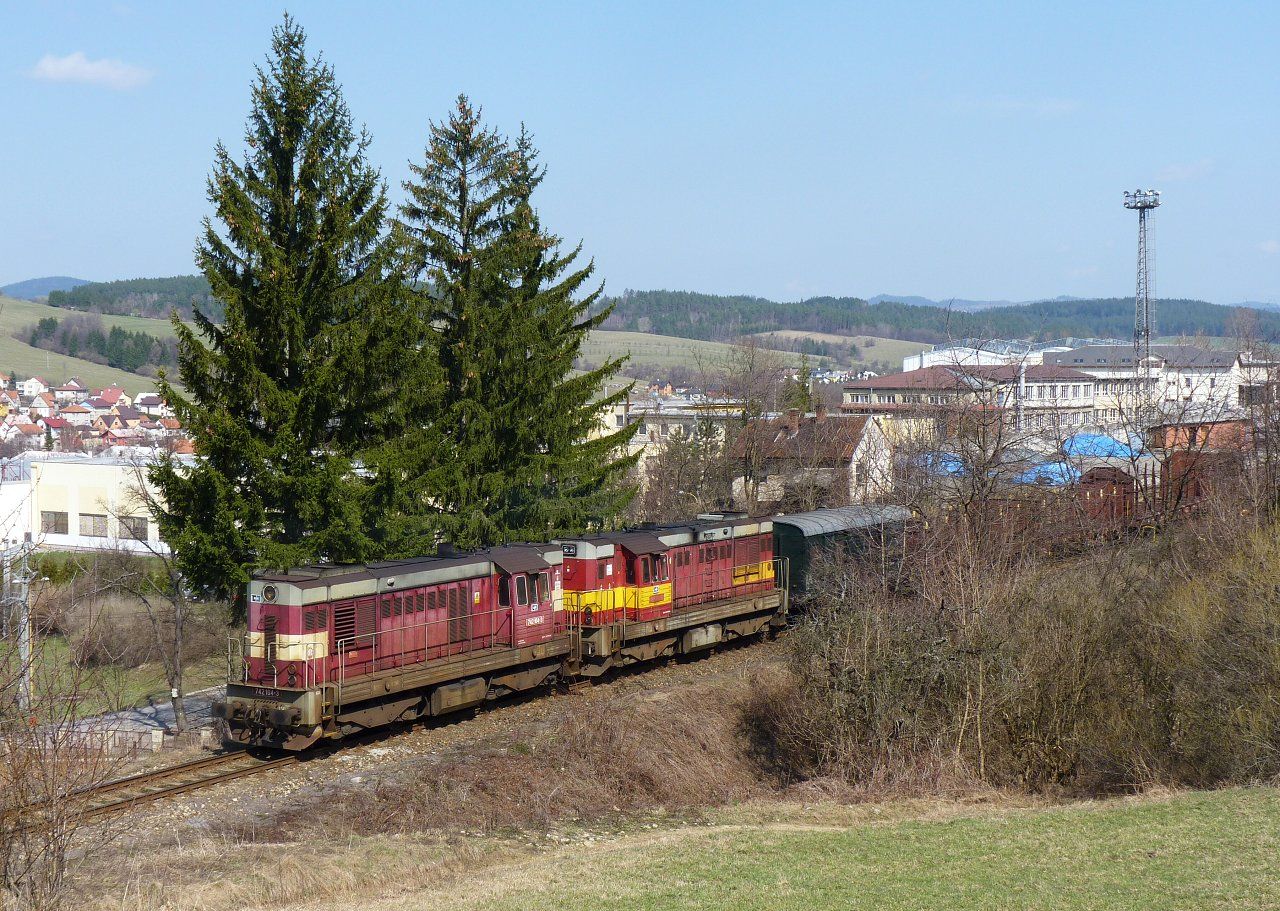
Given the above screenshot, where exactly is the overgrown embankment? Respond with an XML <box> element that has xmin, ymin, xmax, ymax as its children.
<box><xmin>744</xmin><ymin>516</ymin><xmax>1280</xmax><ymax>796</ymax></box>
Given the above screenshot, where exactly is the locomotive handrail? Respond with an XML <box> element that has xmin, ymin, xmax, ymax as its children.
<box><xmin>333</xmin><ymin>599</ymin><xmax>532</xmax><ymax>687</ymax></box>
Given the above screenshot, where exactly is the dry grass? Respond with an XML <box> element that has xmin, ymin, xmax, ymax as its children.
<box><xmin>221</xmin><ymin>680</ymin><xmax>764</xmax><ymax>843</ymax></box>
<box><xmin>82</xmin><ymin>832</ymin><xmax>510</xmax><ymax>911</ymax></box>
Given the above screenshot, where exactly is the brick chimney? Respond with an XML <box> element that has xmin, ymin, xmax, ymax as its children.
<box><xmin>815</xmin><ymin>402</ymin><xmax>828</xmax><ymax>421</ymax></box>
<box><xmin>785</xmin><ymin>408</ymin><xmax>800</xmax><ymax>434</ymax></box>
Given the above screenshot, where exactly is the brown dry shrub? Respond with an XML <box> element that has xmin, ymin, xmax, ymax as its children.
<box><xmin>226</xmin><ymin>681</ymin><xmax>763</xmax><ymax>841</ymax></box>
<box><xmin>63</xmin><ymin>596</ymin><xmax>157</xmax><ymax>668</ymax></box>
<box><xmin>746</xmin><ymin>510</ymin><xmax>1280</xmax><ymax>797</ymax></box>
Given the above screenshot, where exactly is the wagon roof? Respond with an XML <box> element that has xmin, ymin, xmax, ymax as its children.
<box><xmin>772</xmin><ymin>505</ymin><xmax>910</xmax><ymax>537</ymax></box>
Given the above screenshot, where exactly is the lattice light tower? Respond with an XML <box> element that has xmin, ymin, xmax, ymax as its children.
<box><xmin>1124</xmin><ymin>188</ymin><xmax>1161</xmax><ymax>377</ymax></box>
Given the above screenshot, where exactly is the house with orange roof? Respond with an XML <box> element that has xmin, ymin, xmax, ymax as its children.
<box><xmin>28</xmin><ymin>392</ymin><xmax>57</xmax><ymax>419</ymax></box>
<box><xmin>59</xmin><ymin>403</ymin><xmax>94</xmax><ymax>426</ymax></box>
<box><xmin>97</xmin><ymin>385</ymin><xmax>132</xmax><ymax>408</ymax></box>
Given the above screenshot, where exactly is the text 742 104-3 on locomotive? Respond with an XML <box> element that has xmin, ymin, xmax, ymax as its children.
<box><xmin>212</xmin><ymin>507</ymin><xmax>908</xmax><ymax>751</ymax></box>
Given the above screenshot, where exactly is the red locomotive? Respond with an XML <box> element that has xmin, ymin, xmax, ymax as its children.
<box><xmin>215</xmin><ymin>514</ymin><xmax>786</xmax><ymax>750</ymax></box>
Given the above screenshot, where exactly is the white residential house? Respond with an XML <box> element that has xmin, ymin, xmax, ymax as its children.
<box><xmin>730</xmin><ymin>409</ymin><xmax>896</xmax><ymax>508</ymax></box>
<box><xmin>18</xmin><ymin>377</ymin><xmax>49</xmax><ymax>398</ymax></box>
<box><xmin>28</xmin><ymin>392</ymin><xmax>57</xmax><ymax>420</ymax></box>
<box><xmin>59</xmin><ymin>403</ymin><xmax>94</xmax><ymax>427</ymax></box>
<box><xmin>53</xmin><ymin>378</ymin><xmax>87</xmax><ymax>404</ymax></box>
<box><xmin>132</xmin><ymin>392</ymin><xmax>170</xmax><ymax>417</ymax></box>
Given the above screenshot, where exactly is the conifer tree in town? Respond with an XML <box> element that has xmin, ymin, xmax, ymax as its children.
<box><xmin>150</xmin><ymin>16</ymin><xmax>403</xmax><ymax>604</ymax></box>
<box><xmin>381</xmin><ymin>98</ymin><xmax>637</xmax><ymax>551</ymax></box>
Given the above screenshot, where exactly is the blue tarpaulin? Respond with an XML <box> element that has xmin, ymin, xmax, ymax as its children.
<box><xmin>1062</xmin><ymin>433</ymin><xmax>1137</xmax><ymax>459</ymax></box>
<box><xmin>1014</xmin><ymin>461</ymin><xmax>1081</xmax><ymax>486</ymax></box>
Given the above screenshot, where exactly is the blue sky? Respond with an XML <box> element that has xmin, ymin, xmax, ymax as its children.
<box><xmin>2</xmin><ymin>1</ymin><xmax>1277</xmax><ymax>304</ymax></box>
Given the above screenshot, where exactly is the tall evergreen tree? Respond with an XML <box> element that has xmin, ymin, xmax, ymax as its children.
<box><xmin>150</xmin><ymin>16</ymin><xmax>403</xmax><ymax>604</ymax></box>
<box><xmin>381</xmin><ymin>98</ymin><xmax>637</xmax><ymax>551</ymax></box>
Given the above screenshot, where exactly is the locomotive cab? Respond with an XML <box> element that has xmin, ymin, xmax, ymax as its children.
<box><xmin>214</xmin><ymin>571</ymin><xmax>339</xmax><ymax>751</ymax></box>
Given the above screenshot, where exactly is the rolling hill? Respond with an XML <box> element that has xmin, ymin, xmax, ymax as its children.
<box><xmin>0</xmin><ymin>295</ymin><xmax>173</xmax><ymax>392</ymax></box>
<box><xmin>0</xmin><ymin>276</ymin><xmax>91</xmax><ymax>300</ymax></box>
<box><xmin>601</xmin><ymin>290</ymin><xmax>1280</xmax><ymax>346</ymax></box>
<box><xmin>580</xmin><ymin>330</ymin><xmax>818</xmax><ymax>376</ymax></box>
<box><xmin>48</xmin><ymin>275</ymin><xmax>221</xmax><ymax>321</ymax></box>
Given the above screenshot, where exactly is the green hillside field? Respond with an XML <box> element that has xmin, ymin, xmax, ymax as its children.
<box><xmin>751</xmin><ymin>329</ymin><xmax>930</xmax><ymax>368</ymax></box>
<box><xmin>0</xmin><ymin>295</ymin><xmax>174</xmax><ymax>392</ymax></box>
<box><xmin>581</xmin><ymin>330</ymin><xmax>819</xmax><ymax>376</ymax></box>
<box><xmin>1</xmin><ymin>296</ymin><xmax>825</xmax><ymax>390</ymax></box>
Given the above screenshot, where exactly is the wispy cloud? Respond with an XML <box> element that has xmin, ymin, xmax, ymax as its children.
<box><xmin>1260</xmin><ymin>240</ymin><xmax>1280</xmax><ymax>255</ymax></box>
<box><xmin>1157</xmin><ymin>158</ymin><xmax>1214</xmax><ymax>182</ymax></box>
<box><xmin>954</xmin><ymin>96</ymin><xmax>1080</xmax><ymax>118</ymax></box>
<box><xmin>28</xmin><ymin>51</ymin><xmax>151</xmax><ymax>90</ymax></box>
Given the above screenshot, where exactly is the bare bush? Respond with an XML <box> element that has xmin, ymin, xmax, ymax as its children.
<box><xmin>746</xmin><ymin>504</ymin><xmax>1280</xmax><ymax>796</ymax></box>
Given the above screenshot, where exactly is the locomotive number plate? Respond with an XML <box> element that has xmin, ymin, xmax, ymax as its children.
<box><xmin>253</xmin><ymin>687</ymin><xmax>282</xmax><ymax>698</ymax></box>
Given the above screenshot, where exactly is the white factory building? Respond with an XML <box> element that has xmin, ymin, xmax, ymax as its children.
<box><xmin>0</xmin><ymin>451</ymin><xmax>178</xmax><ymax>553</ymax></box>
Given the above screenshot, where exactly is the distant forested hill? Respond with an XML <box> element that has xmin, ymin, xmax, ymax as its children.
<box><xmin>1</xmin><ymin>276</ymin><xmax>91</xmax><ymax>300</ymax></box>
<box><xmin>600</xmin><ymin>290</ymin><xmax>1280</xmax><ymax>345</ymax></box>
<box><xmin>48</xmin><ymin>275</ymin><xmax>222</xmax><ymax>322</ymax></box>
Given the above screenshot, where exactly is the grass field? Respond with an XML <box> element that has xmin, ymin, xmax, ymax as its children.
<box><xmin>751</xmin><ymin>329</ymin><xmax>931</xmax><ymax>368</ymax></box>
<box><xmin>582</xmin><ymin>330</ymin><xmax>818</xmax><ymax>375</ymax></box>
<box><xmin>0</xmin><ymin>294</ymin><xmax>177</xmax><ymax>392</ymax></box>
<box><xmin>386</xmin><ymin>787</ymin><xmax>1280</xmax><ymax>911</ymax></box>
<box><xmin>0</xmin><ymin>294</ymin><xmax>180</xmax><ymax>339</ymax></box>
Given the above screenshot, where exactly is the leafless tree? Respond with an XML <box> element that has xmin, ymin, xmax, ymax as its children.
<box><xmin>0</xmin><ymin>606</ymin><xmax>128</xmax><ymax>910</ymax></box>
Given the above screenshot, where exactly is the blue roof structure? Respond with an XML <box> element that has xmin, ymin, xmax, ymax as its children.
<box><xmin>1014</xmin><ymin>461</ymin><xmax>1081</xmax><ymax>486</ymax></box>
<box><xmin>1062</xmin><ymin>433</ymin><xmax>1137</xmax><ymax>459</ymax></box>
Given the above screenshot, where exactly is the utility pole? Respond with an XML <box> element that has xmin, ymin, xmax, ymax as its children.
<box><xmin>15</xmin><ymin>532</ymin><xmax>34</xmax><ymax>714</ymax></box>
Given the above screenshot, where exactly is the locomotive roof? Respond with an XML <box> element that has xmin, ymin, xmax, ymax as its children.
<box><xmin>484</xmin><ymin>544</ymin><xmax>558</xmax><ymax>575</ymax></box>
<box><xmin>609</xmin><ymin>531</ymin><xmax>669</xmax><ymax>555</ymax></box>
<box><xmin>772</xmin><ymin>505</ymin><xmax>911</xmax><ymax>537</ymax></box>
<box><xmin>254</xmin><ymin>553</ymin><xmax>492</xmax><ymax>590</ymax></box>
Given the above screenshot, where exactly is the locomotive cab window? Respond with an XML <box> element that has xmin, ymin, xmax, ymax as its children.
<box><xmin>596</xmin><ymin>562</ymin><xmax>607</xmax><ymax>582</ymax></box>
<box><xmin>656</xmin><ymin>554</ymin><xmax>669</xmax><ymax>581</ymax></box>
<box><xmin>626</xmin><ymin>560</ymin><xmax>636</xmax><ymax>584</ymax></box>
<box><xmin>498</xmin><ymin>578</ymin><xmax>511</xmax><ymax>607</ymax></box>
<box><xmin>536</xmin><ymin>572</ymin><xmax>550</xmax><ymax>603</ymax></box>
<box><xmin>515</xmin><ymin>574</ymin><xmax>529</xmax><ymax>606</ymax></box>
<box><xmin>641</xmin><ymin>557</ymin><xmax>652</xmax><ymax>584</ymax></box>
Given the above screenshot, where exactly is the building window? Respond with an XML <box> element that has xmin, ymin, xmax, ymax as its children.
<box><xmin>79</xmin><ymin>514</ymin><xmax>108</xmax><ymax>538</ymax></box>
<box><xmin>40</xmin><ymin>511</ymin><xmax>68</xmax><ymax>535</ymax></box>
<box><xmin>120</xmin><ymin>515</ymin><xmax>148</xmax><ymax>541</ymax></box>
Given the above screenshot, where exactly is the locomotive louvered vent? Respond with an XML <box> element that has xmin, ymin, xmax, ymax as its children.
<box><xmin>333</xmin><ymin>602</ymin><xmax>357</xmax><ymax>643</ymax></box>
<box><xmin>262</xmin><ymin>614</ymin><xmax>278</xmax><ymax>660</ymax></box>
<box><xmin>304</xmin><ymin>608</ymin><xmax>317</xmax><ymax>633</ymax></box>
<box><xmin>448</xmin><ymin>587</ymin><xmax>469</xmax><ymax>643</ymax></box>
<box><xmin>356</xmin><ymin>599</ymin><xmax>377</xmax><ymax>637</ymax></box>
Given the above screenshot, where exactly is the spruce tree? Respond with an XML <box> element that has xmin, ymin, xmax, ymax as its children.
<box><xmin>385</xmin><ymin>99</ymin><xmax>637</xmax><ymax>550</ymax></box>
<box><xmin>150</xmin><ymin>16</ymin><xmax>402</xmax><ymax>603</ymax></box>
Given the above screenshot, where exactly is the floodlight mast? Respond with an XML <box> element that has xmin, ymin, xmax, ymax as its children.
<box><xmin>1124</xmin><ymin>188</ymin><xmax>1161</xmax><ymax>388</ymax></box>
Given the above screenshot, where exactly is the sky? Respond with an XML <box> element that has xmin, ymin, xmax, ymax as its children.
<box><xmin>2</xmin><ymin>1</ymin><xmax>1278</xmax><ymax>305</ymax></box>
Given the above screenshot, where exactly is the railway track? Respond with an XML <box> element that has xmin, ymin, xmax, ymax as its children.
<box><xmin>79</xmin><ymin>750</ymin><xmax>299</xmax><ymax>820</ymax></box>
<box><xmin>11</xmin><ymin>750</ymin><xmax>299</xmax><ymax>830</ymax></box>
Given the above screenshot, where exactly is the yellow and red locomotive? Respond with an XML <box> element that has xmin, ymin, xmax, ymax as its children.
<box><xmin>214</xmin><ymin>508</ymin><xmax>899</xmax><ymax>751</ymax></box>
